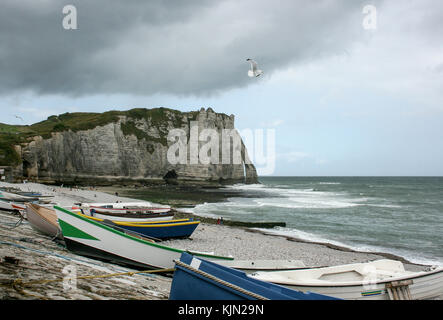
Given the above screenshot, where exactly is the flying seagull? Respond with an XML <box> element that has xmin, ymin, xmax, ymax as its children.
<box><xmin>246</xmin><ymin>58</ymin><xmax>263</xmax><ymax>78</ymax></box>
<box><xmin>14</xmin><ymin>115</ymin><xmax>23</xmax><ymax>121</ymax></box>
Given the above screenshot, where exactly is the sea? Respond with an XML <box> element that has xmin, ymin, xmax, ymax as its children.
<box><xmin>187</xmin><ymin>177</ymin><xmax>443</xmax><ymax>267</ymax></box>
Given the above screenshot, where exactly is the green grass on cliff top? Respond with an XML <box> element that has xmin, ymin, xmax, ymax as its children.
<box><xmin>0</xmin><ymin>107</ymin><xmax>200</xmax><ymax>166</ymax></box>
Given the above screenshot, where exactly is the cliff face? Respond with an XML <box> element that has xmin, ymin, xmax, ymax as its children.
<box><xmin>11</xmin><ymin>108</ymin><xmax>258</xmax><ymax>185</ymax></box>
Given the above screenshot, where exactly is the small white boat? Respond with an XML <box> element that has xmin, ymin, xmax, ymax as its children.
<box><xmin>0</xmin><ymin>199</ymin><xmax>13</xmax><ymax>211</ymax></box>
<box><xmin>78</xmin><ymin>202</ymin><xmax>171</xmax><ymax>214</ymax></box>
<box><xmin>250</xmin><ymin>259</ymin><xmax>443</xmax><ymax>300</ymax></box>
<box><xmin>0</xmin><ymin>190</ymin><xmax>53</xmax><ymax>203</ymax></box>
<box><xmin>0</xmin><ymin>190</ymin><xmax>36</xmax><ymax>201</ymax></box>
<box><xmin>79</xmin><ymin>209</ymin><xmax>174</xmax><ymax>222</ymax></box>
<box><xmin>80</xmin><ymin>202</ymin><xmax>171</xmax><ymax>213</ymax></box>
<box><xmin>75</xmin><ymin>202</ymin><xmax>173</xmax><ymax>222</ymax></box>
<box><xmin>0</xmin><ymin>199</ymin><xmax>26</xmax><ymax>212</ymax></box>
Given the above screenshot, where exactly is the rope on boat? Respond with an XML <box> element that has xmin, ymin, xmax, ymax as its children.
<box><xmin>174</xmin><ymin>259</ymin><xmax>269</xmax><ymax>300</ymax></box>
<box><xmin>10</xmin><ymin>281</ymin><xmax>49</xmax><ymax>300</ymax></box>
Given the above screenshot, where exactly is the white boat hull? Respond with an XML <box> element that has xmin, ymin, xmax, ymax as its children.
<box><xmin>0</xmin><ymin>200</ymin><xmax>26</xmax><ymax>212</ymax></box>
<box><xmin>272</xmin><ymin>270</ymin><xmax>443</xmax><ymax>300</ymax></box>
<box><xmin>251</xmin><ymin>260</ymin><xmax>443</xmax><ymax>300</ymax></box>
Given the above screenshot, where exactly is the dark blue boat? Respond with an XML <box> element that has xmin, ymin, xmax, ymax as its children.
<box><xmin>112</xmin><ymin>219</ymin><xmax>200</xmax><ymax>240</ymax></box>
<box><xmin>169</xmin><ymin>252</ymin><xmax>340</xmax><ymax>300</ymax></box>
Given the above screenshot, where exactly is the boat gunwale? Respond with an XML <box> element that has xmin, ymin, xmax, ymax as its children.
<box><xmin>114</xmin><ymin>221</ymin><xmax>200</xmax><ymax>228</ymax></box>
<box><xmin>253</xmin><ymin>267</ymin><xmax>443</xmax><ymax>288</ymax></box>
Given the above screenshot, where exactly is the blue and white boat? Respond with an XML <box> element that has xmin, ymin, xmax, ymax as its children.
<box><xmin>74</xmin><ymin>211</ymin><xmax>200</xmax><ymax>240</ymax></box>
<box><xmin>169</xmin><ymin>252</ymin><xmax>340</xmax><ymax>300</ymax></box>
<box><xmin>100</xmin><ymin>218</ymin><xmax>200</xmax><ymax>240</ymax></box>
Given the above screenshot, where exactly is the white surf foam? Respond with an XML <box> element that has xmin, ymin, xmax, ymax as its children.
<box><xmin>256</xmin><ymin>227</ymin><xmax>443</xmax><ymax>267</ymax></box>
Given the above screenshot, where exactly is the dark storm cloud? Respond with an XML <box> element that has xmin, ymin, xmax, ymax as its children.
<box><xmin>0</xmin><ymin>0</ymin><xmax>383</xmax><ymax>97</ymax></box>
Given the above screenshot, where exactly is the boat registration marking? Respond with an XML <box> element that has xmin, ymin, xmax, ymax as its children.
<box><xmin>361</xmin><ymin>290</ymin><xmax>383</xmax><ymax>296</ymax></box>
<box><xmin>190</xmin><ymin>258</ymin><xmax>202</xmax><ymax>270</ymax></box>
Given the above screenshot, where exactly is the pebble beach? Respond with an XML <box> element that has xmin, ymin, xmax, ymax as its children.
<box><xmin>0</xmin><ymin>181</ymin><xmax>435</xmax><ymax>300</ymax></box>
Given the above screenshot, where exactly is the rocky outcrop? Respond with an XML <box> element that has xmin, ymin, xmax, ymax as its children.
<box><xmin>12</xmin><ymin>108</ymin><xmax>258</xmax><ymax>185</ymax></box>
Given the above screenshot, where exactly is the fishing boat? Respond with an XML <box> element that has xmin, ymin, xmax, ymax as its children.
<box><xmin>76</xmin><ymin>202</ymin><xmax>174</xmax><ymax>222</ymax></box>
<box><xmin>53</xmin><ymin>206</ymin><xmax>233</xmax><ymax>270</ymax></box>
<box><xmin>78</xmin><ymin>213</ymin><xmax>191</xmax><ymax>225</ymax></box>
<box><xmin>82</xmin><ymin>209</ymin><xmax>174</xmax><ymax>222</ymax></box>
<box><xmin>0</xmin><ymin>190</ymin><xmax>53</xmax><ymax>207</ymax></box>
<box><xmin>0</xmin><ymin>190</ymin><xmax>52</xmax><ymax>202</ymax></box>
<box><xmin>79</xmin><ymin>202</ymin><xmax>171</xmax><ymax>214</ymax></box>
<box><xmin>0</xmin><ymin>190</ymin><xmax>38</xmax><ymax>202</ymax></box>
<box><xmin>109</xmin><ymin>220</ymin><xmax>199</xmax><ymax>240</ymax></box>
<box><xmin>250</xmin><ymin>259</ymin><xmax>443</xmax><ymax>300</ymax></box>
<box><xmin>169</xmin><ymin>252</ymin><xmax>339</xmax><ymax>300</ymax></box>
<box><xmin>73</xmin><ymin>210</ymin><xmax>199</xmax><ymax>240</ymax></box>
<box><xmin>0</xmin><ymin>199</ymin><xmax>26</xmax><ymax>213</ymax></box>
<box><xmin>25</xmin><ymin>203</ymin><xmax>62</xmax><ymax>239</ymax></box>
<box><xmin>0</xmin><ymin>199</ymin><xmax>14</xmax><ymax>211</ymax></box>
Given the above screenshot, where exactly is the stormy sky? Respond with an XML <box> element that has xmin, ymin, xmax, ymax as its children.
<box><xmin>0</xmin><ymin>0</ymin><xmax>442</xmax><ymax>176</ymax></box>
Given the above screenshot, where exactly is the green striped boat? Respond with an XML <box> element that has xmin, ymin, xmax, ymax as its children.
<box><xmin>54</xmin><ymin>206</ymin><xmax>233</xmax><ymax>270</ymax></box>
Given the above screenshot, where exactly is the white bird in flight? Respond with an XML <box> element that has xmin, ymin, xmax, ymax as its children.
<box><xmin>246</xmin><ymin>58</ymin><xmax>263</xmax><ymax>78</ymax></box>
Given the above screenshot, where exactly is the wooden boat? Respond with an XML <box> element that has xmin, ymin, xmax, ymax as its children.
<box><xmin>169</xmin><ymin>252</ymin><xmax>339</xmax><ymax>300</ymax></box>
<box><xmin>79</xmin><ymin>202</ymin><xmax>171</xmax><ymax>214</ymax></box>
<box><xmin>0</xmin><ymin>199</ymin><xmax>26</xmax><ymax>213</ymax></box>
<box><xmin>250</xmin><ymin>259</ymin><xmax>443</xmax><ymax>300</ymax></box>
<box><xmin>0</xmin><ymin>199</ymin><xmax>13</xmax><ymax>210</ymax></box>
<box><xmin>83</xmin><ymin>209</ymin><xmax>174</xmax><ymax>222</ymax></box>
<box><xmin>91</xmin><ymin>206</ymin><xmax>171</xmax><ymax>214</ymax></box>
<box><xmin>53</xmin><ymin>206</ymin><xmax>233</xmax><ymax>270</ymax></box>
<box><xmin>76</xmin><ymin>202</ymin><xmax>174</xmax><ymax>222</ymax></box>
<box><xmin>77</xmin><ymin>201</ymin><xmax>154</xmax><ymax>208</ymax></box>
<box><xmin>0</xmin><ymin>190</ymin><xmax>53</xmax><ymax>209</ymax></box>
<box><xmin>25</xmin><ymin>203</ymin><xmax>62</xmax><ymax>239</ymax></box>
<box><xmin>0</xmin><ymin>190</ymin><xmax>38</xmax><ymax>202</ymax></box>
<box><xmin>0</xmin><ymin>190</ymin><xmax>53</xmax><ymax>203</ymax></box>
<box><xmin>0</xmin><ymin>199</ymin><xmax>13</xmax><ymax>211</ymax></box>
<box><xmin>74</xmin><ymin>211</ymin><xmax>191</xmax><ymax>225</ymax></box>
<box><xmin>109</xmin><ymin>219</ymin><xmax>199</xmax><ymax>240</ymax></box>
<box><xmin>74</xmin><ymin>211</ymin><xmax>200</xmax><ymax>240</ymax></box>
